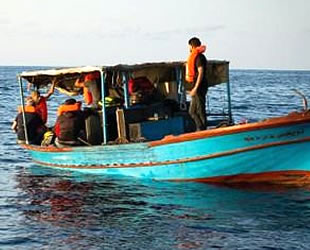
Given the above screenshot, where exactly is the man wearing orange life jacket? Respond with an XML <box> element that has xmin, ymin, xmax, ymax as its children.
<box><xmin>54</xmin><ymin>98</ymin><xmax>85</xmax><ymax>147</ymax></box>
<box><xmin>11</xmin><ymin>97</ymin><xmax>46</xmax><ymax>144</ymax></box>
<box><xmin>185</xmin><ymin>37</ymin><xmax>208</xmax><ymax>131</ymax></box>
<box><xmin>75</xmin><ymin>72</ymin><xmax>101</xmax><ymax>108</ymax></box>
<box><xmin>31</xmin><ymin>80</ymin><xmax>56</xmax><ymax>124</ymax></box>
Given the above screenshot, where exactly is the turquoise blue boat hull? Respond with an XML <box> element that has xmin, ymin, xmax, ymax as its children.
<box><xmin>23</xmin><ymin>113</ymin><xmax>310</xmax><ymax>185</ymax></box>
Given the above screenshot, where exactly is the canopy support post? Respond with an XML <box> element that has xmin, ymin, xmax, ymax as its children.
<box><xmin>176</xmin><ymin>67</ymin><xmax>186</xmax><ymax>111</ymax></box>
<box><xmin>226</xmin><ymin>65</ymin><xmax>233</xmax><ymax>124</ymax></box>
<box><xmin>100</xmin><ymin>70</ymin><xmax>108</xmax><ymax>145</ymax></box>
<box><xmin>18</xmin><ymin>75</ymin><xmax>29</xmax><ymax>144</ymax></box>
<box><xmin>123</xmin><ymin>72</ymin><xmax>130</xmax><ymax>109</ymax></box>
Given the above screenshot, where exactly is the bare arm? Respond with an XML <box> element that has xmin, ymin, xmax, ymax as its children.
<box><xmin>11</xmin><ymin>120</ymin><xmax>17</xmax><ymax>132</ymax></box>
<box><xmin>45</xmin><ymin>80</ymin><xmax>57</xmax><ymax>99</ymax></box>
<box><xmin>74</xmin><ymin>78</ymin><xmax>84</xmax><ymax>88</ymax></box>
<box><xmin>190</xmin><ymin>66</ymin><xmax>204</xmax><ymax>97</ymax></box>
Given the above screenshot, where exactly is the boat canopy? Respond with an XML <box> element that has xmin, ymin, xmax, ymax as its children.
<box><xmin>19</xmin><ymin>60</ymin><xmax>229</xmax><ymax>94</ymax></box>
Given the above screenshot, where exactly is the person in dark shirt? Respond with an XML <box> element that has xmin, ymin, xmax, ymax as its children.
<box><xmin>54</xmin><ymin>98</ymin><xmax>85</xmax><ymax>147</ymax></box>
<box><xmin>186</xmin><ymin>37</ymin><xmax>208</xmax><ymax>131</ymax></box>
<box><xmin>11</xmin><ymin>97</ymin><xmax>46</xmax><ymax>144</ymax></box>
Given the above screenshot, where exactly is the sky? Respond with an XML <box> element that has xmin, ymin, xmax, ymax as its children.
<box><xmin>0</xmin><ymin>0</ymin><xmax>309</xmax><ymax>70</ymax></box>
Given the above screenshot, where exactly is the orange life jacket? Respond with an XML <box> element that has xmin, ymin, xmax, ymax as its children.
<box><xmin>83</xmin><ymin>88</ymin><xmax>93</xmax><ymax>105</ymax></box>
<box><xmin>75</xmin><ymin>74</ymin><xmax>99</xmax><ymax>105</ymax></box>
<box><xmin>85</xmin><ymin>72</ymin><xmax>100</xmax><ymax>82</ymax></box>
<box><xmin>128</xmin><ymin>77</ymin><xmax>154</xmax><ymax>95</ymax></box>
<box><xmin>185</xmin><ymin>45</ymin><xmax>207</xmax><ymax>83</ymax></box>
<box><xmin>18</xmin><ymin>105</ymin><xmax>36</xmax><ymax>113</ymax></box>
<box><xmin>57</xmin><ymin>102</ymin><xmax>82</xmax><ymax>116</ymax></box>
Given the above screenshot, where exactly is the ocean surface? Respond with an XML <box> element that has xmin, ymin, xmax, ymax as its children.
<box><xmin>1</xmin><ymin>66</ymin><xmax>310</xmax><ymax>249</ymax></box>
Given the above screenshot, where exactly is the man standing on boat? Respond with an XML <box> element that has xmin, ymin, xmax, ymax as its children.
<box><xmin>186</xmin><ymin>37</ymin><xmax>208</xmax><ymax>131</ymax></box>
<box><xmin>74</xmin><ymin>72</ymin><xmax>101</xmax><ymax>108</ymax></box>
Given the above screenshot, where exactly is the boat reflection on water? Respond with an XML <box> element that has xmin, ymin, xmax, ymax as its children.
<box><xmin>15</xmin><ymin>166</ymin><xmax>93</xmax><ymax>227</ymax></box>
<box><xmin>14</xmin><ymin>165</ymin><xmax>310</xmax><ymax>249</ymax></box>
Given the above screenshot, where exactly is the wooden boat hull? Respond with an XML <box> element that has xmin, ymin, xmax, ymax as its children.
<box><xmin>23</xmin><ymin>112</ymin><xmax>310</xmax><ymax>185</ymax></box>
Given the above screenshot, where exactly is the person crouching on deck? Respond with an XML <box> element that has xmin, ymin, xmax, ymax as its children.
<box><xmin>11</xmin><ymin>97</ymin><xmax>46</xmax><ymax>145</ymax></box>
<box><xmin>54</xmin><ymin>98</ymin><xmax>85</xmax><ymax>147</ymax></box>
<box><xmin>186</xmin><ymin>37</ymin><xmax>208</xmax><ymax>131</ymax></box>
<box><xmin>31</xmin><ymin>80</ymin><xmax>56</xmax><ymax>124</ymax></box>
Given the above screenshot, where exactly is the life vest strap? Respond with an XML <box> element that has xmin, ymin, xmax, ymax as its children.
<box><xmin>18</xmin><ymin>105</ymin><xmax>36</xmax><ymax>113</ymax></box>
<box><xmin>57</xmin><ymin>102</ymin><xmax>82</xmax><ymax>116</ymax></box>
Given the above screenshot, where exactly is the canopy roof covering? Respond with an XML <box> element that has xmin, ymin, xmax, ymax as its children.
<box><xmin>20</xmin><ymin>66</ymin><xmax>101</xmax><ymax>78</ymax></box>
<box><xmin>19</xmin><ymin>60</ymin><xmax>229</xmax><ymax>93</ymax></box>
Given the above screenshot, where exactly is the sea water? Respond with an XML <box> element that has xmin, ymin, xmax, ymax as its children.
<box><xmin>1</xmin><ymin>66</ymin><xmax>310</xmax><ymax>249</ymax></box>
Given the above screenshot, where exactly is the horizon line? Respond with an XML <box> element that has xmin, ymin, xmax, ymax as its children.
<box><xmin>0</xmin><ymin>64</ymin><xmax>309</xmax><ymax>72</ymax></box>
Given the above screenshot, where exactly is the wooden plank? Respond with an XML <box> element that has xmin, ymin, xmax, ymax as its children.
<box><xmin>115</xmin><ymin>108</ymin><xmax>128</xmax><ymax>144</ymax></box>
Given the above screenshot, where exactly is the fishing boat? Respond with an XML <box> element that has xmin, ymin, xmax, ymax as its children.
<box><xmin>16</xmin><ymin>61</ymin><xmax>310</xmax><ymax>185</ymax></box>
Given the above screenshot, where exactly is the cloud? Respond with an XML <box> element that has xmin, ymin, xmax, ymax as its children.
<box><xmin>143</xmin><ymin>25</ymin><xmax>226</xmax><ymax>40</ymax></box>
<box><xmin>183</xmin><ymin>25</ymin><xmax>226</xmax><ymax>34</ymax></box>
<box><xmin>0</xmin><ymin>16</ymin><xmax>11</xmax><ymax>26</ymax></box>
<box><xmin>92</xmin><ymin>25</ymin><xmax>226</xmax><ymax>41</ymax></box>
